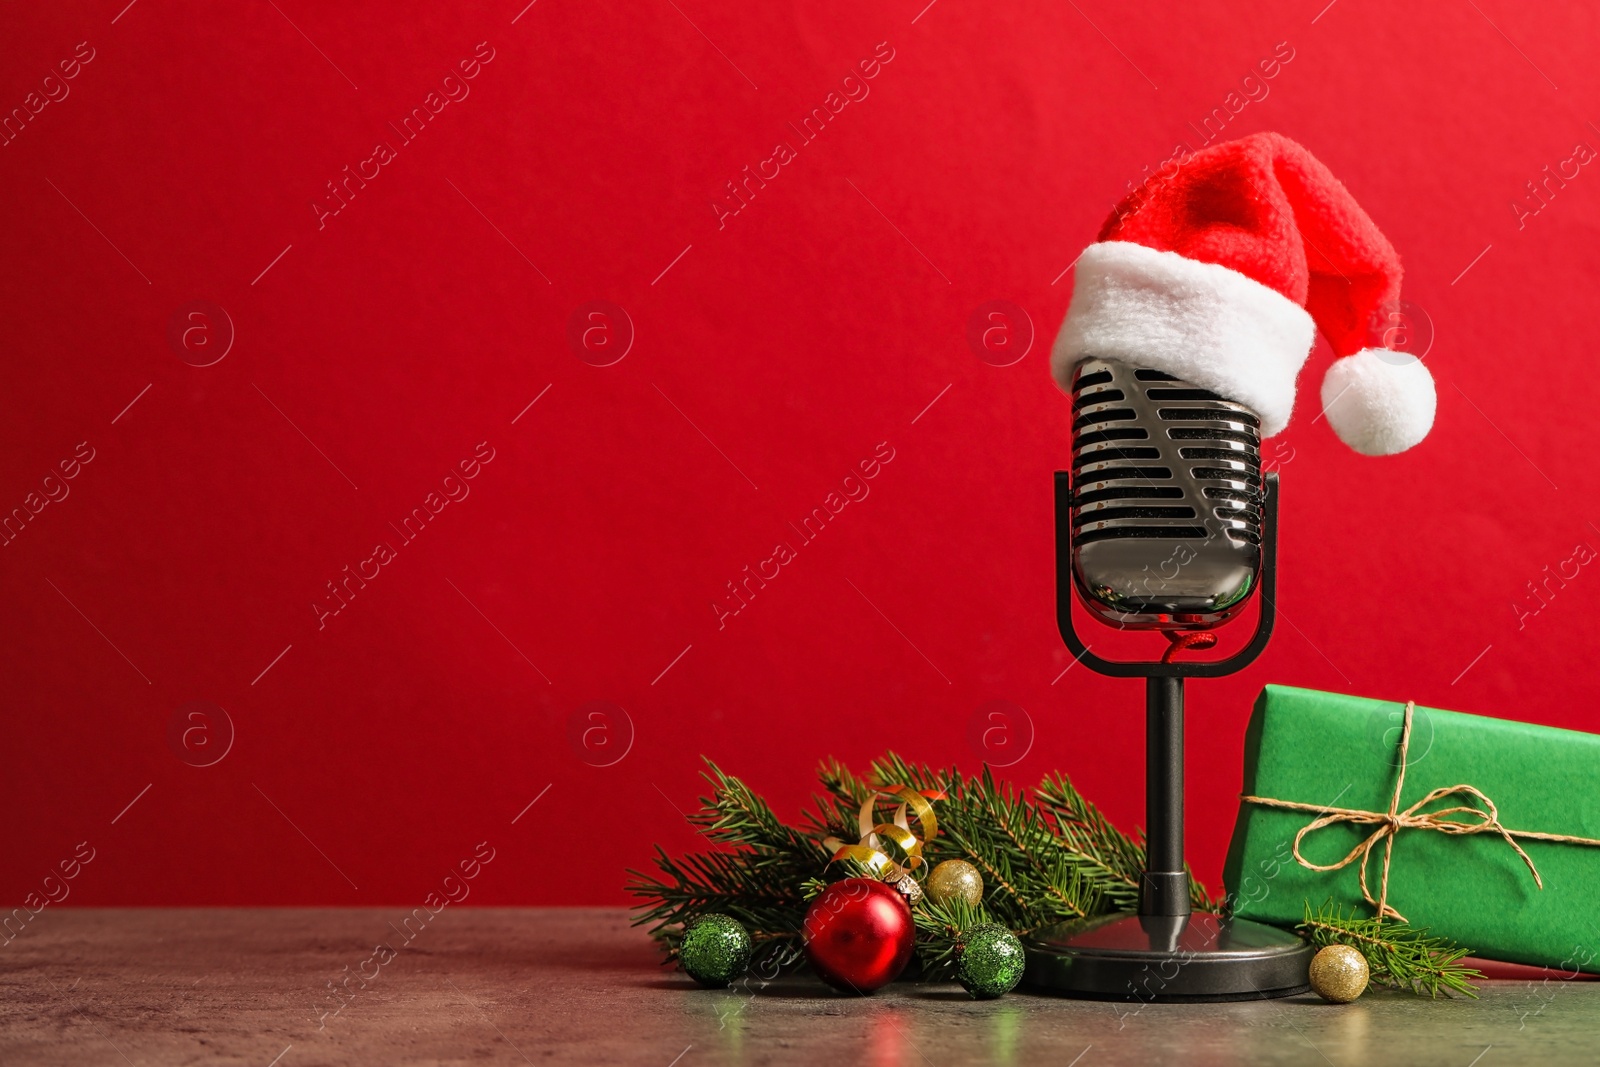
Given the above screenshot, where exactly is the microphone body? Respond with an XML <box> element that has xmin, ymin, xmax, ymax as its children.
<box><xmin>1069</xmin><ymin>358</ymin><xmax>1265</xmax><ymax>631</ymax></box>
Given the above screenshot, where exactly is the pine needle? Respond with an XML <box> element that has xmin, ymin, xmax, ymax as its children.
<box><xmin>1298</xmin><ymin>902</ymin><xmax>1482</xmax><ymax>998</ymax></box>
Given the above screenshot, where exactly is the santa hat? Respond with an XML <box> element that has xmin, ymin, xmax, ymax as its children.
<box><xmin>1051</xmin><ymin>131</ymin><xmax>1434</xmax><ymax>456</ymax></box>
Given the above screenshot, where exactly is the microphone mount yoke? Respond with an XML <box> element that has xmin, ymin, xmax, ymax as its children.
<box><xmin>1025</xmin><ymin>470</ymin><xmax>1316</xmax><ymax>1001</ymax></box>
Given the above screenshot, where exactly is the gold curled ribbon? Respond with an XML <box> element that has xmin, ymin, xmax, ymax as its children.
<box><xmin>1242</xmin><ymin>700</ymin><xmax>1600</xmax><ymax>923</ymax></box>
<box><xmin>821</xmin><ymin>785</ymin><xmax>941</xmax><ymax>878</ymax></box>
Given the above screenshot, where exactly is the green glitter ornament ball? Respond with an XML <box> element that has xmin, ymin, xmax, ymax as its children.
<box><xmin>680</xmin><ymin>914</ymin><xmax>753</xmax><ymax>988</ymax></box>
<box><xmin>957</xmin><ymin>923</ymin><xmax>1025</xmax><ymax>999</ymax></box>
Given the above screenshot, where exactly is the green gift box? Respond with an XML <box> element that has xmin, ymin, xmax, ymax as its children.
<box><xmin>1223</xmin><ymin>685</ymin><xmax>1600</xmax><ymax>971</ymax></box>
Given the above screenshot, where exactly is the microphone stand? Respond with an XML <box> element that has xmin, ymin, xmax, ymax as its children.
<box><xmin>1025</xmin><ymin>470</ymin><xmax>1314</xmax><ymax>1000</ymax></box>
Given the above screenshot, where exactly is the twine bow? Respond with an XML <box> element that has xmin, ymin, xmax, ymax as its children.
<box><xmin>821</xmin><ymin>785</ymin><xmax>941</xmax><ymax>879</ymax></box>
<box><xmin>1241</xmin><ymin>701</ymin><xmax>1600</xmax><ymax>923</ymax></box>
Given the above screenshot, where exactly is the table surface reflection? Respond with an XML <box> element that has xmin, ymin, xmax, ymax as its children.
<box><xmin>2</xmin><ymin>908</ymin><xmax>1594</xmax><ymax>1065</ymax></box>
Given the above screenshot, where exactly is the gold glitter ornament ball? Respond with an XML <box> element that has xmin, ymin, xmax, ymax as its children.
<box><xmin>926</xmin><ymin>860</ymin><xmax>983</xmax><ymax>907</ymax></box>
<box><xmin>1309</xmin><ymin>944</ymin><xmax>1369</xmax><ymax>1003</ymax></box>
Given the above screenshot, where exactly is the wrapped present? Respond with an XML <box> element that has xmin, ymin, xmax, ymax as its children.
<box><xmin>1223</xmin><ymin>685</ymin><xmax>1600</xmax><ymax>971</ymax></box>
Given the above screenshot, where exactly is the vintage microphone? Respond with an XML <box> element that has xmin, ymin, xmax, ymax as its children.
<box><xmin>1026</xmin><ymin>132</ymin><xmax>1436</xmax><ymax>998</ymax></box>
<box><xmin>1023</xmin><ymin>356</ymin><xmax>1315</xmax><ymax>1000</ymax></box>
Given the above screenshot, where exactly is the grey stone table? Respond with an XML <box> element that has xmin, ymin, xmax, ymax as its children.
<box><xmin>1</xmin><ymin>909</ymin><xmax>1594</xmax><ymax>1065</ymax></box>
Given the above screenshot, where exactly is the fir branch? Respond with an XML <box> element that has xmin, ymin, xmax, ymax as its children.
<box><xmin>627</xmin><ymin>761</ymin><xmax>824</xmax><ymax>962</ymax></box>
<box><xmin>951</xmin><ymin>766</ymin><xmax>1108</xmax><ymax>929</ymax></box>
<box><xmin>912</xmin><ymin>895</ymin><xmax>995</xmax><ymax>981</ymax></box>
<box><xmin>859</xmin><ymin>759</ymin><xmax>1127</xmax><ymax>934</ymax></box>
<box><xmin>629</xmin><ymin>751</ymin><xmax>1225</xmax><ymax>980</ymax></box>
<box><xmin>1298</xmin><ymin>902</ymin><xmax>1482</xmax><ymax>998</ymax></box>
<box><xmin>692</xmin><ymin>760</ymin><xmax>826</xmax><ymax>865</ymax></box>
<box><xmin>624</xmin><ymin>847</ymin><xmax>810</xmax><ymax>955</ymax></box>
<box><xmin>1037</xmin><ymin>772</ymin><xmax>1215</xmax><ymax>912</ymax></box>
<box><xmin>864</xmin><ymin>752</ymin><xmax>953</xmax><ymax>797</ymax></box>
<box><xmin>1036</xmin><ymin>771</ymin><xmax>1144</xmax><ymax>888</ymax></box>
<box><xmin>804</xmin><ymin>757</ymin><xmax>878</xmax><ymax>842</ymax></box>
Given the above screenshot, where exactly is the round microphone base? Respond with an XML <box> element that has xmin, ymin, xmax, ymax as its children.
<box><xmin>1022</xmin><ymin>912</ymin><xmax>1314</xmax><ymax>1001</ymax></box>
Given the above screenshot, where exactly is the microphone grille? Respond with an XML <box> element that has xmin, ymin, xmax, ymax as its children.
<box><xmin>1069</xmin><ymin>358</ymin><xmax>1265</xmax><ymax>627</ymax></box>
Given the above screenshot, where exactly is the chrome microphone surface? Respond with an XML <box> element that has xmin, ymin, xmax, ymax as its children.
<box><xmin>1069</xmin><ymin>358</ymin><xmax>1264</xmax><ymax>630</ymax></box>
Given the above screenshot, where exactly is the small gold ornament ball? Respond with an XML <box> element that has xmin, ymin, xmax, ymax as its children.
<box><xmin>1309</xmin><ymin>944</ymin><xmax>1369</xmax><ymax>1003</ymax></box>
<box><xmin>926</xmin><ymin>860</ymin><xmax>983</xmax><ymax>907</ymax></box>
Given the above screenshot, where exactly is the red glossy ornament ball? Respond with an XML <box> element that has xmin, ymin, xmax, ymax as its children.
<box><xmin>802</xmin><ymin>878</ymin><xmax>916</xmax><ymax>994</ymax></box>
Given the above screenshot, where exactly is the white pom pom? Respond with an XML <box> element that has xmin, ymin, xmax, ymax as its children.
<box><xmin>1320</xmin><ymin>349</ymin><xmax>1436</xmax><ymax>456</ymax></box>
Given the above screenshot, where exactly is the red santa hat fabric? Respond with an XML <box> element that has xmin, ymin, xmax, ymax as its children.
<box><xmin>1051</xmin><ymin>131</ymin><xmax>1434</xmax><ymax>456</ymax></box>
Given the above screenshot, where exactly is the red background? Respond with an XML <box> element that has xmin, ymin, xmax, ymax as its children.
<box><xmin>4</xmin><ymin>0</ymin><xmax>1599</xmax><ymax>908</ymax></box>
